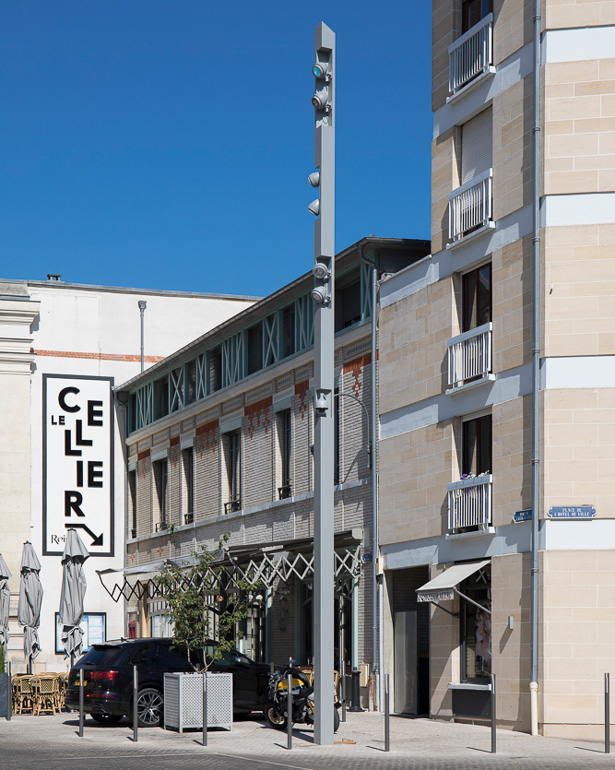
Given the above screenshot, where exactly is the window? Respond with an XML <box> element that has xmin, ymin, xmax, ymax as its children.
<box><xmin>462</xmin><ymin>414</ymin><xmax>491</xmax><ymax>476</ymax></box>
<box><xmin>153</xmin><ymin>459</ymin><xmax>168</xmax><ymax>530</ymax></box>
<box><xmin>334</xmin><ymin>388</ymin><xmax>340</xmax><ymax>485</ymax></box>
<box><xmin>462</xmin><ymin>264</ymin><xmax>491</xmax><ymax>332</ymax></box>
<box><xmin>129</xmin><ymin>393</ymin><xmax>137</xmax><ymax>432</ymax></box>
<box><xmin>278</xmin><ymin>410</ymin><xmax>292</xmax><ymax>499</ymax></box>
<box><xmin>209</xmin><ymin>347</ymin><xmax>222</xmax><ymax>393</ymax></box>
<box><xmin>186</xmin><ymin>360</ymin><xmax>197</xmax><ymax>404</ymax></box>
<box><xmin>154</xmin><ymin>377</ymin><xmax>169</xmax><ymax>420</ymax></box>
<box><xmin>282</xmin><ymin>305</ymin><xmax>295</xmax><ymax>358</ymax></box>
<box><xmin>460</xmin><ymin>566</ymin><xmax>491</xmax><ymax>681</ymax></box>
<box><xmin>128</xmin><ymin>612</ymin><xmax>137</xmax><ymax>639</ymax></box>
<box><xmin>335</xmin><ymin>270</ymin><xmax>362</xmax><ymax>331</ymax></box>
<box><xmin>224</xmin><ymin>431</ymin><xmax>241</xmax><ymax>513</ymax></box>
<box><xmin>462</xmin><ymin>0</ymin><xmax>493</xmax><ymax>33</ymax></box>
<box><xmin>128</xmin><ymin>470</ymin><xmax>137</xmax><ymax>538</ymax></box>
<box><xmin>247</xmin><ymin>323</ymin><xmax>263</xmax><ymax>375</ymax></box>
<box><xmin>55</xmin><ymin>612</ymin><xmax>106</xmax><ymax>653</ymax></box>
<box><xmin>182</xmin><ymin>448</ymin><xmax>194</xmax><ymax>524</ymax></box>
<box><xmin>148</xmin><ymin>601</ymin><xmax>174</xmax><ymax>638</ymax></box>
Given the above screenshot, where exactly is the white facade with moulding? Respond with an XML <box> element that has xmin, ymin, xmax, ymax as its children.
<box><xmin>0</xmin><ymin>277</ymin><xmax>256</xmax><ymax>672</ymax></box>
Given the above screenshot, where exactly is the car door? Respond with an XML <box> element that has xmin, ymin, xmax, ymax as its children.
<box><xmin>209</xmin><ymin>649</ymin><xmax>259</xmax><ymax>711</ymax></box>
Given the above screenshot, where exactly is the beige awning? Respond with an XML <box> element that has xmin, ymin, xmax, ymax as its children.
<box><xmin>416</xmin><ymin>560</ymin><xmax>490</xmax><ymax>603</ymax></box>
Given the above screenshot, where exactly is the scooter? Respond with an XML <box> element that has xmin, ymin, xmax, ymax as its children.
<box><xmin>265</xmin><ymin>666</ymin><xmax>341</xmax><ymax>733</ymax></box>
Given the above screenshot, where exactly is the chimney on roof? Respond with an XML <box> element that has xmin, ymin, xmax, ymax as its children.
<box><xmin>47</xmin><ymin>274</ymin><xmax>62</xmax><ymax>281</ymax></box>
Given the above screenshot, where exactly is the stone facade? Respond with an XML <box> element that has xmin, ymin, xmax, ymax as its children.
<box><xmin>376</xmin><ymin>0</ymin><xmax>615</xmax><ymax>738</ymax></box>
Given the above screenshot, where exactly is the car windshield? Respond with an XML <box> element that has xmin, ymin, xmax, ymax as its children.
<box><xmin>77</xmin><ymin>645</ymin><xmax>123</xmax><ymax>667</ymax></box>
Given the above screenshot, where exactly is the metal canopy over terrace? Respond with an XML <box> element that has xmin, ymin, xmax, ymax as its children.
<box><xmin>97</xmin><ymin>530</ymin><xmax>363</xmax><ymax>603</ymax></box>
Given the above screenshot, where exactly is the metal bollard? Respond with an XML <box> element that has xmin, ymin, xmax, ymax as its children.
<box><xmin>78</xmin><ymin>669</ymin><xmax>84</xmax><ymax>737</ymax></box>
<box><xmin>287</xmin><ymin>659</ymin><xmax>293</xmax><ymax>750</ymax></box>
<box><xmin>350</xmin><ymin>668</ymin><xmax>363</xmax><ymax>712</ymax></box>
<box><xmin>132</xmin><ymin>665</ymin><xmax>138</xmax><ymax>743</ymax></box>
<box><xmin>491</xmin><ymin>673</ymin><xmax>497</xmax><ymax>754</ymax></box>
<box><xmin>6</xmin><ymin>660</ymin><xmax>12</xmax><ymax>721</ymax></box>
<box><xmin>384</xmin><ymin>673</ymin><xmax>390</xmax><ymax>752</ymax></box>
<box><xmin>202</xmin><ymin>672</ymin><xmax>208</xmax><ymax>747</ymax></box>
<box><xmin>606</xmin><ymin>673</ymin><xmax>611</xmax><ymax>754</ymax></box>
<box><xmin>341</xmin><ymin>662</ymin><xmax>347</xmax><ymax>722</ymax></box>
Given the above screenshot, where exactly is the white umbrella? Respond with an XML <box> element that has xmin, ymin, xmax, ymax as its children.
<box><xmin>59</xmin><ymin>528</ymin><xmax>89</xmax><ymax>662</ymax></box>
<box><xmin>17</xmin><ymin>542</ymin><xmax>43</xmax><ymax>672</ymax></box>
<box><xmin>0</xmin><ymin>554</ymin><xmax>12</xmax><ymax>648</ymax></box>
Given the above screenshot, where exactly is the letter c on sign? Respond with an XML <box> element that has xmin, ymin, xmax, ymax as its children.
<box><xmin>59</xmin><ymin>387</ymin><xmax>80</xmax><ymax>413</ymax></box>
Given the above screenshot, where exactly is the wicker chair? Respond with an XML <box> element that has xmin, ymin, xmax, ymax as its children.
<box><xmin>57</xmin><ymin>672</ymin><xmax>69</xmax><ymax>709</ymax></box>
<box><xmin>31</xmin><ymin>675</ymin><xmax>60</xmax><ymax>716</ymax></box>
<box><xmin>12</xmin><ymin>675</ymin><xmax>35</xmax><ymax>715</ymax></box>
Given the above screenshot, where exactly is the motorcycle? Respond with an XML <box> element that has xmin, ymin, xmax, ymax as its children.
<box><xmin>265</xmin><ymin>666</ymin><xmax>341</xmax><ymax>733</ymax></box>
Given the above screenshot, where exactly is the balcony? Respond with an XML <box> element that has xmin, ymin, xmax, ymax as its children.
<box><xmin>448</xmin><ymin>14</ymin><xmax>494</xmax><ymax>98</ymax></box>
<box><xmin>449</xmin><ymin>169</ymin><xmax>494</xmax><ymax>245</ymax></box>
<box><xmin>447</xmin><ymin>322</ymin><xmax>493</xmax><ymax>392</ymax></box>
<box><xmin>278</xmin><ymin>484</ymin><xmax>292</xmax><ymax>500</ymax></box>
<box><xmin>447</xmin><ymin>475</ymin><xmax>492</xmax><ymax>533</ymax></box>
<box><xmin>184</xmin><ymin>512</ymin><xmax>194</xmax><ymax>525</ymax></box>
<box><xmin>224</xmin><ymin>499</ymin><xmax>241</xmax><ymax>514</ymax></box>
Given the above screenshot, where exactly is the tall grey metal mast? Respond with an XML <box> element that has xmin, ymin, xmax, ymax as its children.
<box><xmin>309</xmin><ymin>21</ymin><xmax>336</xmax><ymax>746</ymax></box>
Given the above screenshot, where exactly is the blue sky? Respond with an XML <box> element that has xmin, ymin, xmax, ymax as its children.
<box><xmin>1</xmin><ymin>1</ymin><xmax>432</xmax><ymax>298</ymax></box>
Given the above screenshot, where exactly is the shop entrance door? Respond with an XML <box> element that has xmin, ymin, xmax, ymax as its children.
<box><xmin>394</xmin><ymin>610</ymin><xmax>418</xmax><ymax>714</ymax></box>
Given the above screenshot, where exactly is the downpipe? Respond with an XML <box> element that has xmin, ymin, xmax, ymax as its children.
<box><xmin>530</xmin><ymin>0</ymin><xmax>542</xmax><ymax>737</ymax></box>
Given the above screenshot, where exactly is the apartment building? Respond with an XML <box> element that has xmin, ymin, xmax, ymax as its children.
<box><xmin>377</xmin><ymin>0</ymin><xmax>615</xmax><ymax>738</ymax></box>
<box><xmin>0</xmin><ymin>277</ymin><xmax>256</xmax><ymax>672</ymax></box>
<box><xmin>105</xmin><ymin>238</ymin><xmax>428</xmax><ymax>694</ymax></box>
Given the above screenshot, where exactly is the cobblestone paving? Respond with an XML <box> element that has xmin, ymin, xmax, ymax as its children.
<box><xmin>2</xmin><ymin>712</ymin><xmax>615</xmax><ymax>770</ymax></box>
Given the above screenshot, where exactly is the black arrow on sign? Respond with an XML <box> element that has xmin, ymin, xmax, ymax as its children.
<box><xmin>65</xmin><ymin>522</ymin><xmax>104</xmax><ymax>547</ymax></box>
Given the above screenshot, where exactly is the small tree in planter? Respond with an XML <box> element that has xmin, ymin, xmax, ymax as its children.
<box><xmin>155</xmin><ymin>532</ymin><xmax>261</xmax><ymax>730</ymax></box>
<box><xmin>155</xmin><ymin>531</ymin><xmax>260</xmax><ymax>671</ymax></box>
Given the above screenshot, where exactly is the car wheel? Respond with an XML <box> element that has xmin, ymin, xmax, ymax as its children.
<box><xmin>136</xmin><ymin>688</ymin><xmax>164</xmax><ymax>728</ymax></box>
<box><xmin>333</xmin><ymin>707</ymin><xmax>340</xmax><ymax>733</ymax></box>
<box><xmin>265</xmin><ymin>701</ymin><xmax>287</xmax><ymax>730</ymax></box>
<box><xmin>91</xmin><ymin>713</ymin><xmax>123</xmax><ymax>725</ymax></box>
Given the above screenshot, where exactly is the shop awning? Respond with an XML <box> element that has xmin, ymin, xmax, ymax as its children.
<box><xmin>416</xmin><ymin>560</ymin><xmax>490</xmax><ymax>604</ymax></box>
<box><xmin>97</xmin><ymin>530</ymin><xmax>363</xmax><ymax>603</ymax></box>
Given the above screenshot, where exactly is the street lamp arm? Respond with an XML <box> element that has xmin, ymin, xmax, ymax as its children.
<box><xmin>337</xmin><ymin>391</ymin><xmax>372</xmax><ymax>468</ymax></box>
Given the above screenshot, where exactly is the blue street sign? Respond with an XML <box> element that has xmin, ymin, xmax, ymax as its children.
<box><xmin>513</xmin><ymin>509</ymin><xmax>532</xmax><ymax>523</ymax></box>
<box><xmin>548</xmin><ymin>506</ymin><xmax>596</xmax><ymax>519</ymax></box>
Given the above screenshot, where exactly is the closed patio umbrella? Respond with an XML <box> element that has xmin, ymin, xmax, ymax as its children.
<box><xmin>0</xmin><ymin>554</ymin><xmax>12</xmax><ymax>648</ymax></box>
<box><xmin>59</xmin><ymin>528</ymin><xmax>89</xmax><ymax>662</ymax></box>
<box><xmin>18</xmin><ymin>542</ymin><xmax>43</xmax><ymax>673</ymax></box>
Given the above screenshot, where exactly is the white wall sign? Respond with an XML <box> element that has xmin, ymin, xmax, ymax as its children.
<box><xmin>43</xmin><ymin>374</ymin><xmax>114</xmax><ymax>557</ymax></box>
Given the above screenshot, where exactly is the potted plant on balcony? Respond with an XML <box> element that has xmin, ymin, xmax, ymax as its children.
<box><xmin>155</xmin><ymin>531</ymin><xmax>260</xmax><ymax>731</ymax></box>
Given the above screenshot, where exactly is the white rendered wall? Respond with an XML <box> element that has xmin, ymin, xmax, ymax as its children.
<box><xmin>0</xmin><ymin>280</ymin><xmax>256</xmax><ymax>672</ymax></box>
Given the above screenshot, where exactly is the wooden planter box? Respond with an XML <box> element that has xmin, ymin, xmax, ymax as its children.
<box><xmin>163</xmin><ymin>672</ymin><xmax>233</xmax><ymax>732</ymax></box>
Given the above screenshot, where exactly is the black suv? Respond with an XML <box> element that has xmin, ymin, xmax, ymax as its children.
<box><xmin>65</xmin><ymin>638</ymin><xmax>271</xmax><ymax>727</ymax></box>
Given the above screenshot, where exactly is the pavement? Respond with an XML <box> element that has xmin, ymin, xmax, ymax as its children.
<box><xmin>2</xmin><ymin>708</ymin><xmax>615</xmax><ymax>770</ymax></box>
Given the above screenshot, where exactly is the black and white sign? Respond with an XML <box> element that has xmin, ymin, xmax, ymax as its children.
<box><xmin>43</xmin><ymin>374</ymin><xmax>114</xmax><ymax>556</ymax></box>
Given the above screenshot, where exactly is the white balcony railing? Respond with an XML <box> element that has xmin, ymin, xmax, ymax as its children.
<box><xmin>448</xmin><ymin>475</ymin><xmax>492</xmax><ymax>532</ymax></box>
<box><xmin>447</xmin><ymin>322</ymin><xmax>493</xmax><ymax>390</ymax></box>
<box><xmin>449</xmin><ymin>14</ymin><xmax>494</xmax><ymax>96</ymax></box>
<box><xmin>449</xmin><ymin>168</ymin><xmax>493</xmax><ymax>243</ymax></box>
